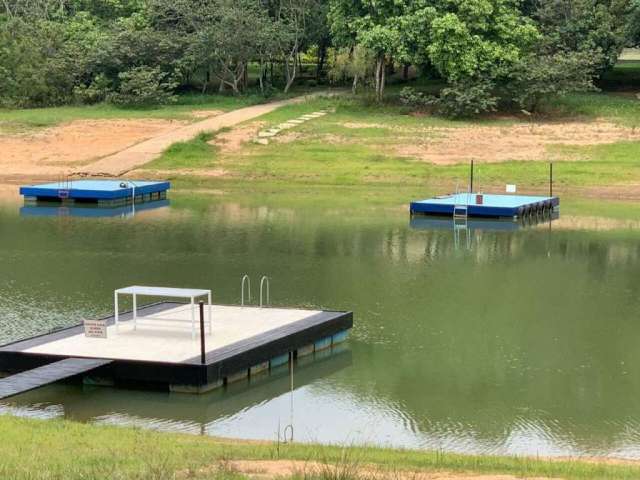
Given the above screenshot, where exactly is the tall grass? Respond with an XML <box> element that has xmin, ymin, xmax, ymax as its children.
<box><xmin>1</xmin><ymin>416</ymin><xmax>640</xmax><ymax>480</ymax></box>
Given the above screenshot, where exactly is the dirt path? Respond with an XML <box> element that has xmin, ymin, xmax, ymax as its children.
<box><xmin>182</xmin><ymin>459</ymin><xmax>560</xmax><ymax>480</ymax></box>
<box><xmin>75</xmin><ymin>95</ymin><xmax>319</xmax><ymax>177</ymax></box>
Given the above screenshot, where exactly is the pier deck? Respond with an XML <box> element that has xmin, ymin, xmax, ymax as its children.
<box><xmin>410</xmin><ymin>193</ymin><xmax>559</xmax><ymax>218</ymax></box>
<box><xmin>20</xmin><ymin>179</ymin><xmax>170</xmax><ymax>206</ymax></box>
<box><xmin>0</xmin><ymin>303</ymin><xmax>352</xmax><ymax>393</ymax></box>
<box><xmin>0</xmin><ymin>358</ymin><xmax>112</xmax><ymax>400</ymax></box>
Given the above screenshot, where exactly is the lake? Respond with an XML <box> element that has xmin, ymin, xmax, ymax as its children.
<box><xmin>1</xmin><ymin>188</ymin><xmax>640</xmax><ymax>458</ymax></box>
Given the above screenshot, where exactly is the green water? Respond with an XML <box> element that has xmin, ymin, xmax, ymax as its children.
<box><xmin>2</xmin><ymin>191</ymin><xmax>640</xmax><ymax>458</ymax></box>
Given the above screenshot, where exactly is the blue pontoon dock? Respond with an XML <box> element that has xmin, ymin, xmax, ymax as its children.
<box><xmin>20</xmin><ymin>179</ymin><xmax>170</xmax><ymax>207</ymax></box>
<box><xmin>410</xmin><ymin>193</ymin><xmax>559</xmax><ymax>219</ymax></box>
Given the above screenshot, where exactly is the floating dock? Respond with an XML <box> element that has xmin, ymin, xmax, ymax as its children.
<box><xmin>20</xmin><ymin>179</ymin><xmax>170</xmax><ymax>207</ymax></box>
<box><xmin>410</xmin><ymin>193</ymin><xmax>559</xmax><ymax>218</ymax></box>
<box><xmin>0</xmin><ymin>302</ymin><xmax>352</xmax><ymax>395</ymax></box>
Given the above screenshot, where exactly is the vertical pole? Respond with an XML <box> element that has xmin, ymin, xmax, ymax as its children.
<box><xmin>469</xmin><ymin>159</ymin><xmax>474</xmax><ymax>193</ymax></box>
<box><xmin>208</xmin><ymin>292</ymin><xmax>212</xmax><ymax>336</ymax></box>
<box><xmin>199</xmin><ymin>301</ymin><xmax>206</xmax><ymax>365</ymax></box>
<box><xmin>549</xmin><ymin>162</ymin><xmax>553</xmax><ymax>197</ymax></box>
<box><xmin>190</xmin><ymin>296</ymin><xmax>195</xmax><ymax>340</ymax></box>
<box><xmin>133</xmin><ymin>293</ymin><xmax>137</xmax><ymax>331</ymax></box>
<box><xmin>114</xmin><ymin>292</ymin><xmax>119</xmax><ymax>333</ymax></box>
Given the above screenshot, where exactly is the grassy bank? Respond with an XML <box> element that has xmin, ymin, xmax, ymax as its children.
<box><xmin>1</xmin><ymin>415</ymin><xmax>639</xmax><ymax>479</ymax></box>
<box><xmin>143</xmin><ymin>90</ymin><xmax>640</xmax><ymax>195</ymax></box>
<box><xmin>0</xmin><ymin>91</ymin><xmax>301</xmax><ymax>132</ymax></box>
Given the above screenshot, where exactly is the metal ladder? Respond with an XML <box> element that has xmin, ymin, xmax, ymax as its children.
<box><xmin>453</xmin><ymin>184</ymin><xmax>471</xmax><ymax>250</ymax></box>
<box><xmin>452</xmin><ymin>183</ymin><xmax>469</xmax><ymax>220</ymax></box>
<box><xmin>240</xmin><ymin>275</ymin><xmax>270</xmax><ymax>307</ymax></box>
<box><xmin>241</xmin><ymin>275</ymin><xmax>251</xmax><ymax>306</ymax></box>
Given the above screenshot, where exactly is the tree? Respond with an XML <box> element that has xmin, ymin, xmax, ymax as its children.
<box><xmin>329</xmin><ymin>0</ymin><xmax>404</xmax><ymax>101</ymax></box>
<box><xmin>532</xmin><ymin>0</ymin><xmax>633</xmax><ymax>74</ymax></box>
<box><xmin>329</xmin><ymin>45</ymin><xmax>375</xmax><ymax>93</ymax></box>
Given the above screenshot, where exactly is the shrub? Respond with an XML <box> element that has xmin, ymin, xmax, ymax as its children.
<box><xmin>435</xmin><ymin>79</ymin><xmax>498</xmax><ymax>118</ymax></box>
<box><xmin>73</xmin><ymin>74</ymin><xmax>112</xmax><ymax>104</ymax></box>
<box><xmin>108</xmin><ymin>66</ymin><xmax>177</xmax><ymax>107</ymax></box>
<box><xmin>398</xmin><ymin>87</ymin><xmax>433</xmax><ymax>109</ymax></box>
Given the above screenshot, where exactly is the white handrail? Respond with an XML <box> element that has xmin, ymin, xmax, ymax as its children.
<box><xmin>241</xmin><ymin>275</ymin><xmax>251</xmax><ymax>306</ymax></box>
<box><xmin>260</xmin><ymin>276</ymin><xmax>270</xmax><ymax>307</ymax></box>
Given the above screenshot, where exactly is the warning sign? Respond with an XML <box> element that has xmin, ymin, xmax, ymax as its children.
<box><xmin>84</xmin><ymin>319</ymin><xmax>108</xmax><ymax>338</ymax></box>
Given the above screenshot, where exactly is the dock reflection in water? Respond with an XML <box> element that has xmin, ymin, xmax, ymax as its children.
<box><xmin>20</xmin><ymin>199</ymin><xmax>170</xmax><ymax>218</ymax></box>
<box><xmin>0</xmin><ymin>346</ymin><xmax>352</xmax><ymax>438</ymax></box>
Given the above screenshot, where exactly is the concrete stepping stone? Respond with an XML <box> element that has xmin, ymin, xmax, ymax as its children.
<box><xmin>289</xmin><ymin>119</ymin><xmax>305</xmax><ymax>124</ymax></box>
<box><xmin>258</xmin><ymin>130</ymin><xmax>278</xmax><ymax>138</ymax></box>
<box><xmin>254</xmin><ymin>138</ymin><xmax>269</xmax><ymax>145</ymax></box>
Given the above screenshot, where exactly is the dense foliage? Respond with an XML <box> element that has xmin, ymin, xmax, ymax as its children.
<box><xmin>0</xmin><ymin>0</ymin><xmax>638</xmax><ymax>115</ymax></box>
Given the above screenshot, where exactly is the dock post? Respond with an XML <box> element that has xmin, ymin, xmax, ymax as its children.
<box><xmin>469</xmin><ymin>159</ymin><xmax>474</xmax><ymax>193</ymax></box>
<box><xmin>549</xmin><ymin>162</ymin><xmax>553</xmax><ymax>197</ymax></box>
<box><xmin>199</xmin><ymin>302</ymin><xmax>206</xmax><ymax>365</ymax></box>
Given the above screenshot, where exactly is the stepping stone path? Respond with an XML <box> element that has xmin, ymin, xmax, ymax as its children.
<box><xmin>253</xmin><ymin>109</ymin><xmax>331</xmax><ymax>145</ymax></box>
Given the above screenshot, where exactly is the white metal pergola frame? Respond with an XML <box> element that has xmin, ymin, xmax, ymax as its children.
<box><xmin>114</xmin><ymin>286</ymin><xmax>212</xmax><ymax>339</ymax></box>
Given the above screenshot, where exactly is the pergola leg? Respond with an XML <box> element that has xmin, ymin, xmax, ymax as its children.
<box><xmin>114</xmin><ymin>292</ymin><xmax>119</xmax><ymax>334</ymax></box>
<box><xmin>191</xmin><ymin>296</ymin><xmax>195</xmax><ymax>340</ymax></box>
<box><xmin>208</xmin><ymin>292</ymin><xmax>212</xmax><ymax>336</ymax></box>
<box><xmin>133</xmin><ymin>294</ymin><xmax>137</xmax><ymax>331</ymax></box>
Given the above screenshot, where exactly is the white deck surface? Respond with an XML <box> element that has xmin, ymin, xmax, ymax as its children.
<box><xmin>22</xmin><ymin>305</ymin><xmax>322</xmax><ymax>363</ymax></box>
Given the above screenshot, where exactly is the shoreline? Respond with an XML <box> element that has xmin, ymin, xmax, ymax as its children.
<box><xmin>0</xmin><ymin>415</ymin><xmax>639</xmax><ymax>479</ymax></box>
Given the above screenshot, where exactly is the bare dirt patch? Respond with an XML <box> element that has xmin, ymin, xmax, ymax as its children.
<box><xmin>394</xmin><ymin>121</ymin><xmax>640</xmax><ymax>164</ymax></box>
<box><xmin>183</xmin><ymin>459</ymin><xmax>559</xmax><ymax>480</ymax></box>
<box><xmin>210</xmin><ymin>121</ymin><xmax>264</xmax><ymax>153</ymax></box>
<box><xmin>0</xmin><ymin>118</ymin><xmax>184</xmax><ymax>180</ymax></box>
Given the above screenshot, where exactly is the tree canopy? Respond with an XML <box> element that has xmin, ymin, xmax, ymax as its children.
<box><xmin>1</xmin><ymin>0</ymin><xmax>638</xmax><ymax>115</ymax></box>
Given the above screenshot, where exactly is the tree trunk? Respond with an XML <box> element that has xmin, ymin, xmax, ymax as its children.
<box><xmin>403</xmin><ymin>64</ymin><xmax>409</xmax><ymax>80</ymax></box>
<box><xmin>352</xmin><ymin>74</ymin><xmax>359</xmax><ymax>95</ymax></box>
<box><xmin>243</xmin><ymin>63</ymin><xmax>248</xmax><ymax>92</ymax></box>
<box><xmin>316</xmin><ymin>42</ymin><xmax>327</xmax><ymax>81</ymax></box>
<box><xmin>284</xmin><ymin>54</ymin><xmax>297</xmax><ymax>93</ymax></box>
<box><xmin>202</xmin><ymin>69</ymin><xmax>211</xmax><ymax>94</ymax></box>
<box><xmin>374</xmin><ymin>54</ymin><xmax>386</xmax><ymax>102</ymax></box>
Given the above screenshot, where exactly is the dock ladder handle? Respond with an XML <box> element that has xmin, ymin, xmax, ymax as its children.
<box><xmin>260</xmin><ymin>276</ymin><xmax>270</xmax><ymax>308</ymax></box>
<box><xmin>241</xmin><ymin>275</ymin><xmax>251</xmax><ymax>306</ymax></box>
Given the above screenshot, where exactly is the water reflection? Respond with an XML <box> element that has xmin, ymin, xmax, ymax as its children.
<box><xmin>20</xmin><ymin>199</ymin><xmax>170</xmax><ymax>218</ymax></box>
<box><xmin>1</xmin><ymin>196</ymin><xmax>640</xmax><ymax>457</ymax></box>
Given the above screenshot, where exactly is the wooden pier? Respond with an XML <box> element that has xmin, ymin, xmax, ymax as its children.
<box><xmin>0</xmin><ymin>358</ymin><xmax>112</xmax><ymax>400</ymax></box>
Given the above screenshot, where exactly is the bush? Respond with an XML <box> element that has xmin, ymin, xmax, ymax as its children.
<box><xmin>435</xmin><ymin>80</ymin><xmax>498</xmax><ymax>118</ymax></box>
<box><xmin>108</xmin><ymin>66</ymin><xmax>177</xmax><ymax>107</ymax></box>
<box><xmin>398</xmin><ymin>87</ymin><xmax>434</xmax><ymax>109</ymax></box>
<box><xmin>73</xmin><ymin>74</ymin><xmax>112</xmax><ymax>104</ymax></box>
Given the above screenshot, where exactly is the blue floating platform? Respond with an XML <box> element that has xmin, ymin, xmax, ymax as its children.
<box><xmin>410</xmin><ymin>193</ymin><xmax>559</xmax><ymax>218</ymax></box>
<box><xmin>20</xmin><ymin>179</ymin><xmax>170</xmax><ymax>205</ymax></box>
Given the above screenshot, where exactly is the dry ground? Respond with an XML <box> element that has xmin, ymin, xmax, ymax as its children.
<box><xmin>391</xmin><ymin>121</ymin><xmax>640</xmax><ymax>164</ymax></box>
<box><xmin>3</xmin><ymin>104</ymin><xmax>640</xmax><ymax>190</ymax></box>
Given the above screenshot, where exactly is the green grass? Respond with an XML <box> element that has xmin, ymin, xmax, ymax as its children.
<box><xmin>1</xmin><ymin>415</ymin><xmax>640</xmax><ymax>480</ymax></box>
<box><xmin>133</xmin><ymin>88</ymin><xmax>640</xmax><ymax>194</ymax></box>
<box><xmin>0</xmin><ymin>92</ymin><xmax>295</xmax><ymax>133</ymax></box>
<box><xmin>147</xmin><ymin>131</ymin><xmax>220</xmax><ymax>170</ymax></box>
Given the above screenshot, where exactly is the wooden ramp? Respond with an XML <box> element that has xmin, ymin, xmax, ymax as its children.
<box><xmin>0</xmin><ymin>358</ymin><xmax>111</xmax><ymax>400</ymax></box>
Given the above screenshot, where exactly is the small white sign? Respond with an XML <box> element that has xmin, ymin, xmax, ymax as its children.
<box><xmin>84</xmin><ymin>319</ymin><xmax>108</xmax><ymax>338</ymax></box>
<box><xmin>506</xmin><ymin>184</ymin><xmax>517</xmax><ymax>193</ymax></box>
